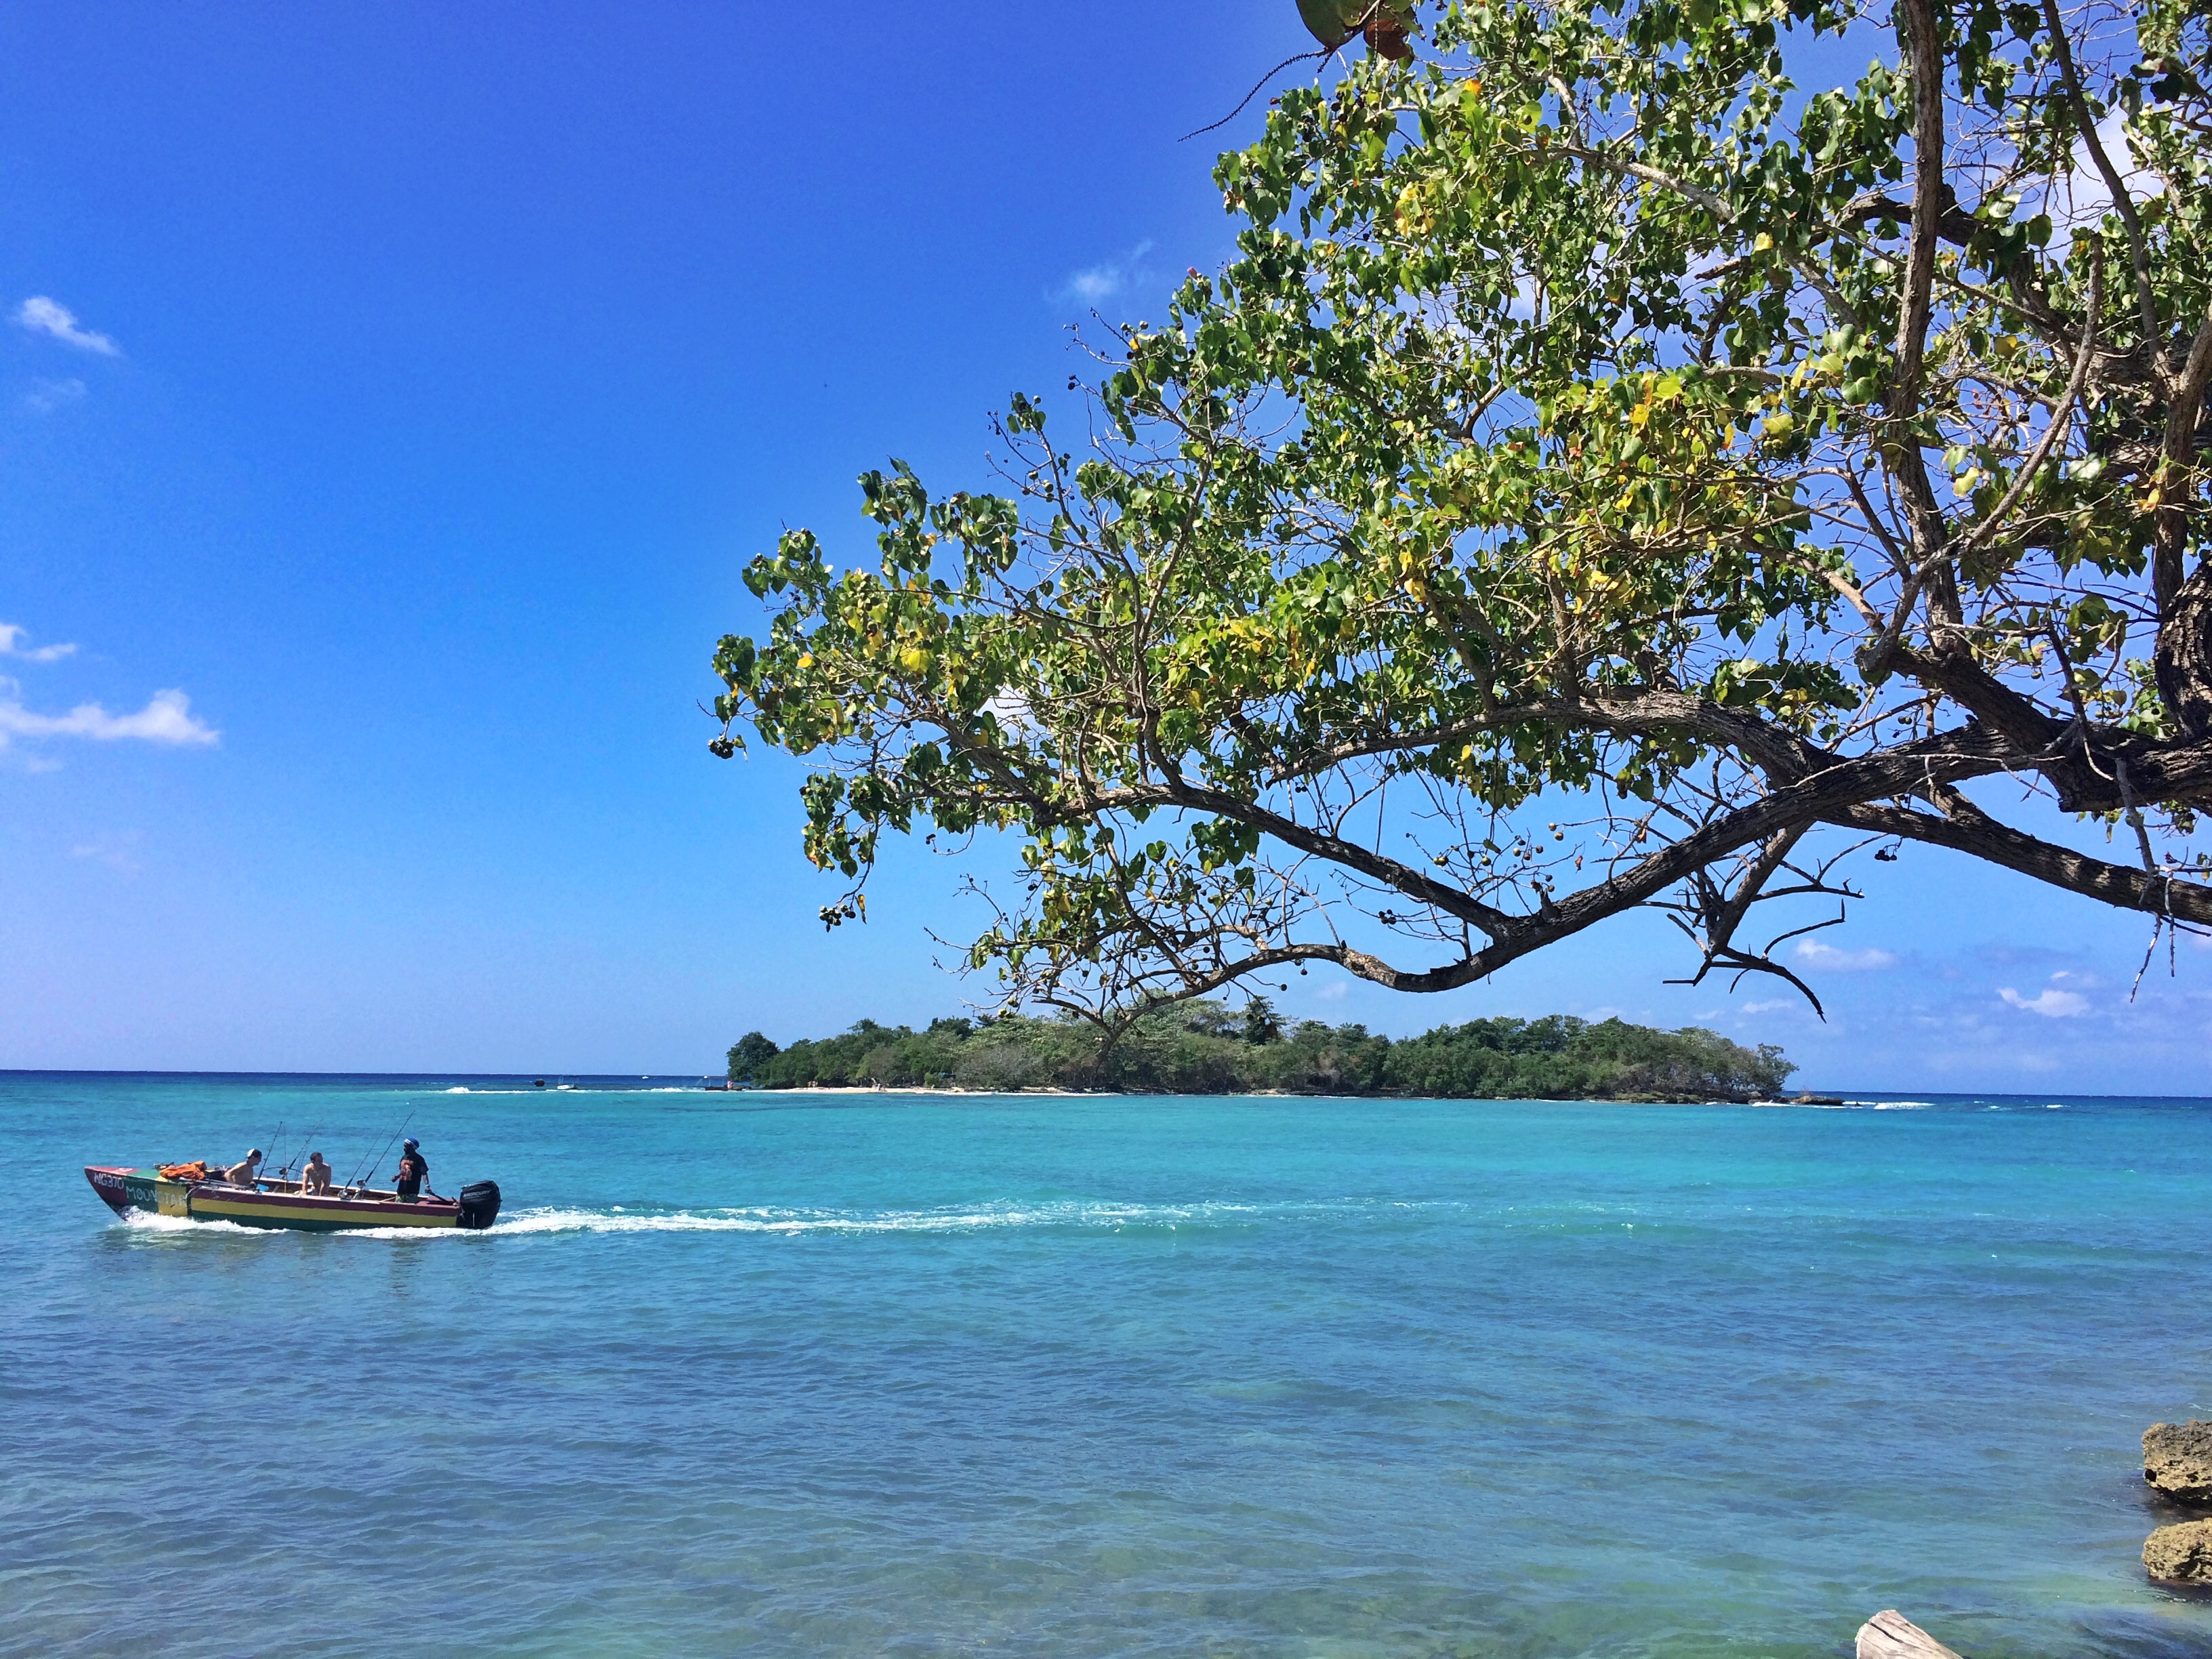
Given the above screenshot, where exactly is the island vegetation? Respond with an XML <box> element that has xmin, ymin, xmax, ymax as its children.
<box><xmin>726</xmin><ymin>1004</ymin><xmax>1795</xmax><ymax>1101</ymax></box>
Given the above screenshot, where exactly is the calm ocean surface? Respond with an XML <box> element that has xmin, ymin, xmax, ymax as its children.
<box><xmin>5</xmin><ymin>1074</ymin><xmax>2211</xmax><ymax>1658</ymax></box>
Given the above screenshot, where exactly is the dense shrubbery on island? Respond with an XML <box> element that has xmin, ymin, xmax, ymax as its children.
<box><xmin>726</xmin><ymin>1004</ymin><xmax>1795</xmax><ymax>1102</ymax></box>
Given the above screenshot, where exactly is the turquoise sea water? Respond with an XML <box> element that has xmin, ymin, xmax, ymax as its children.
<box><xmin>5</xmin><ymin>1075</ymin><xmax>2211</xmax><ymax>1658</ymax></box>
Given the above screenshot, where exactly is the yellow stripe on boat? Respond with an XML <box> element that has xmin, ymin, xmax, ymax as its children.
<box><xmin>188</xmin><ymin>1192</ymin><xmax>459</xmax><ymax>1229</ymax></box>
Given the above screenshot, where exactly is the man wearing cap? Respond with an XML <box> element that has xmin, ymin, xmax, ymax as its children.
<box><xmin>394</xmin><ymin>1138</ymin><xmax>431</xmax><ymax>1202</ymax></box>
<box><xmin>221</xmin><ymin>1149</ymin><xmax>264</xmax><ymax>1187</ymax></box>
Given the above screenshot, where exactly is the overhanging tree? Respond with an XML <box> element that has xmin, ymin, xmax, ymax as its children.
<box><xmin>710</xmin><ymin>0</ymin><xmax>2212</xmax><ymax>1025</ymax></box>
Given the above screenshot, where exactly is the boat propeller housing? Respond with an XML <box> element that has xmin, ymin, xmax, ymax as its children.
<box><xmin>456</xmin><ymin>1181</ymin><xmax>502</xmax><ymax>1230</ymax></box>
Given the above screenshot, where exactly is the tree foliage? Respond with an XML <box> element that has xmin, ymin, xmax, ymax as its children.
<box><xmin>712</xmin><ymin>0</ymin><xmax>2212</xmax><ymax>1028</ymax></box>
<box><xmin>743</xmin><ymin>1008</ymin><xmax>1796</xmax><ymax>1101</ymax></box>
<box><xmin>726</xmin><ymin>1030</ymin><xmax>781</xmax><ymax>1080</ymax></box>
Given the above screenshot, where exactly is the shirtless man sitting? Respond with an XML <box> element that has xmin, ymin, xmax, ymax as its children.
<box><xmin>300</xmin><ymin>1152</ymin><xmax>333</xmax><ymax>1195</ymax></box>
<box><xmin>220</xmin><ymin>1149</ymin><xmax>264</xmax><ymax>1187</ymax></box>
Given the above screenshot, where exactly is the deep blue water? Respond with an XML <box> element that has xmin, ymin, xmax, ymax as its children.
<box><xmin>5</xmin><ymin>1074</ymin><xmax>2211</xmax><ymax>1658</ymax></box>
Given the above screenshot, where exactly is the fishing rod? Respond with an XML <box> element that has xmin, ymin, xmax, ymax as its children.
<box><xmin>233</xmin><ymin>1120</ymin><xmax>281</xmax><ymax>1189</ymax></box>
<box><xmin>283</xmin><ymin>1123</ymin><xmax>322</xmax><ymax>1185</ymax></box>
<box><xmin>348</xmin><ymin>1110</ymin><xmax>415</xmax><ymax>1192</ymax></box>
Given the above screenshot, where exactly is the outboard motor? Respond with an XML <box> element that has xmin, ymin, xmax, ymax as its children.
<box><xmin>455</xmin><ymin>1180</ymin><xmax>501</xmax><ymax>1230</ymax></box>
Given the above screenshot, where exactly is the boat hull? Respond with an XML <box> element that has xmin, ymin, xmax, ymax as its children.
<box><xmin>187</xmin><ymin>1187</ymin><xmax>466</xmax><ymax>1230</ymax></box>
<box><xmin>85</xmin><ymin>1167</ymin><xmax>497</xmax><ymax>1232</ymax></box>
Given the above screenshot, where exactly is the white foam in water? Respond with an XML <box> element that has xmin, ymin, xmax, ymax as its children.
<box><xmin>428</xmin><ymin>1084</ymin><xmax>700</xmax><ymax>1096</ymax></box>
<box><xmin>110</xmin><ymin>1195</ymin><xmax>1442</xmax><ymax>1244</ymax></box>
<box><xmin>487</xmin><ymin>1198</ymin><xmax>1286</xmax><ymax>1237</ymax></box>
<box><xmin>117</xmin><ymin>1210</ymin><xmax>267</xmax><ymax>1237</ymax></box>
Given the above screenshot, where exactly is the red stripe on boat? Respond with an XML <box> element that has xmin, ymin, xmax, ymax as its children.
<box><xmin>83</xmin><ymin>1166</ymin><xmax>136</xmax><ymax>1214</ymax></box>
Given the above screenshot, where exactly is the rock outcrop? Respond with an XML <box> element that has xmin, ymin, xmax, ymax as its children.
<box><xmin>2144</xmin><ymin>1420</ymin><xmax>2212</xmax><ymax>1504</ymax></box>
<box><xmin>1856</xmin><ymin>1610</ymin><xmax>1963</xmax><ymax>1658</ymax></box>
<box><xmin>2144</xmin><ymin>1519</ymin><xmax>2212</xmax><ymax>1584</ymax></box>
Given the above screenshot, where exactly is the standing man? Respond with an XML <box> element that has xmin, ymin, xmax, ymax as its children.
<box><xmin>394</xmin><ymin>1137</ymin><xmax>430</xmax><ymax>1202</ymax></box>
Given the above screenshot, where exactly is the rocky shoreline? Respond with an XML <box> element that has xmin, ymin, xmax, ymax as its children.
<box><xmin>1844</xmin><ymin>1420</ymin><xmax>2212</xmax><ymax>1656</ymax></box>
<box><xmin>2143</xmin><ymin>1420</ymin><xmax>2212</xmax><ymax>1585</ymax></box>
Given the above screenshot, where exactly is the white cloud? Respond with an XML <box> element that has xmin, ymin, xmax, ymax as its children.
<box><xmin>1312</xmin><ymin>981</ymin><xmax>1349</xmax><ymax>1002</ymax></box>
<box><xmin>1053</xmin><ymin>241</ymin><xmax>1154</xmax><ymax>307</ymax></box>
<box><xmin>14</xmin><ymin>296</ymin><xmax>119</xmax><ymax>356</ymax></box>
<box><xmin>23</xmin><ymin>377</ymin><xmax>87</xmax><ymax>413</ymax></box>
<box><xmin>983</xmin><ymin>687</ymin><xmax>1038</xmax><ymax>735</ymax></box>
<box><xmin>0</xmin><ymin>687</ymin><xmax>218</xmax><ymax>747</ymax></box>
<box><xmin>0</xmin><ymin>623</ymin><xmax>77</xmax><ymax>663</ymax></box>
<box><xmin>1795</xmin><ymin>939</ymin><xmax>1899</xmax><ymax>971</ymax></box>
<box><xmin>2052</xmin><ymin>113</ymin><xmax>2158</xmax><ymax>232</ymax></box>
<box><xmin>2000</xmin><ymin>985</ymin><xmax>2088</xmax><ymax>1018</ymax></box>
<box><xmin>1741</xmin><ymin>998</ymin><xmax>1794</xmax><ymax>1013</ymax></box>
<box><xmin>70</xmin><ymin>830</ymin><xmax>144</xmax><ymax>875</ymax></box>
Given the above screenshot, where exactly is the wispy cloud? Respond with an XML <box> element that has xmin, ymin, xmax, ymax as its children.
<box><xmin>983</xmin><ymin>687</ymin><xmax>1038</xmax><ymax>735</ymax></box>
<box><xmin>70</xmin><ymin>830</ymin><xmax>144</xmax><ymax>876</ymax></box>
<box><xmin>23</xmin><ymin>377</ymin><xmax>87</xmax><ymax>413</ymax></box>
<box><xmin>0</xmin><ymin>623</ymin><xmax>77</xmax><ymax>663</ymax></box>
<box><xmin>2052</xmin><ymin>113</ymin><xmax>2158</xmax><ymax>232</ymax></box>
<box><xmin>1795</xmin><ymin>939</ymin><xmax>1900</xmax><ymax>971</ymax></box>
<box><xmin>0</xmin><ymin>684</ymin><xmax>218</xmax><ymax>748</ymax></box>
<box><xmin>2000</xmin><ymin>984</ymin><xmax>2088</xmax><ymax>1018</ymax></box>
<box><xmin>1052</xmin><ymin>241</ymin><xmax>1154</xmax><ymax>307</ymax></box>
<box><xmin>14</xmin><ymin>296</ymin><xmax>120</xmax><ymax>356</ymax></box>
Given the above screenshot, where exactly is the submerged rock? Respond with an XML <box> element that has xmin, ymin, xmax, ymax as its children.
<box><xmin>2145</xmin><ymin>1421</ymin><xmax>2212</xmax><ymax>1504</ymax></box>
<box><xmin>2144</xmin><ymin>1519</ymin><xmax>2212</xmax><ymax>1584</ymax></box>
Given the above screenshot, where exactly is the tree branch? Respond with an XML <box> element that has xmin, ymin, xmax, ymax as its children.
<box><xmin>1893</xmin><ymin>0</ymin><xmax>1947</xmax><ymax>417</ymax></box>
<box><xmin>2043</xmin><ymin>0</ymin><xmax>2158</xmax><ymax>350</ymax></box>
<box><xmin>2155</xmin><ymin>300</ymin><xmax>2212</xmax><ymax>614</ymax></box>
<box><xmin>1954</xmin><ymin>251</ymin><xmax>2102</xmax><ymax>558</ymax></box>
<box><xmin>1833</xmin><ymin>800</ymin><xmax>2212</xmax><ymax>924</ymax></box>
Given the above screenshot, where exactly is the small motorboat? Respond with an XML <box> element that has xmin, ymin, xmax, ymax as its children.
<box><xmin>85</xmin><ymin>1165</ymin><xmax>501</xmax><ymax>1233</ymax></box>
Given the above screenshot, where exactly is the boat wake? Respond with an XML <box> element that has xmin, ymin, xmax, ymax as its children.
<box><xmin>438</xmin><ymin>1085</ymin><xmax>696</xmax><ymax>1095</ymax></box>
<box><xmin>109</xmin><ymin>1197</ymin><xmax>1360</xmax><ymax>1241</ymax></box>
<box><xmin>106</xmin><ymin>1195</ymin><xmax>1477</xmax><ymax>1242</ymax></box>
<box><xmin>488</xmin><ymin>1197</ymin><xmax>1313</xmax><ymax>1237</ymax></box>
<box><xmin>115</xmin><ymin>1211</ymin><xmax>266</xmax><ymax>1237</ymax></box>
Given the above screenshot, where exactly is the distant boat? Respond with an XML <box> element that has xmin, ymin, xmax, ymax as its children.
<box><xmin>84</xmin><ymin>1166</ymin><xmax>501</xmax><ymax>1233</ymax></box>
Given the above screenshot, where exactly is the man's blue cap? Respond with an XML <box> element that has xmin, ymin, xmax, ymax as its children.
<box><xmin>403</xmin><ymin>1137</ymin><xmax>419</xmax><ymax>1149</ymax></box>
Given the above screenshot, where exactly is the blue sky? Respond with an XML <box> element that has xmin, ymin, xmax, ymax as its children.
<box><xmin>1</xmin><ymin>1</ymin><xmax>2205</xmax><ymax>1091</ymax></box>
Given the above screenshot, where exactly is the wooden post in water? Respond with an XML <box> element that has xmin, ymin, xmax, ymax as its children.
<box><xmin>1856</xmin><ymin>1610</ymin><xmax>1963</xmax><ymax>1658</ymax></box>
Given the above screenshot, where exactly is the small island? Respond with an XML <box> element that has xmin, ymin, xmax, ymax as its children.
<box><xmin>728</xmin><ymin>1003</ymin><xmax>1796</xmax><ymax>1103</ymax></box>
